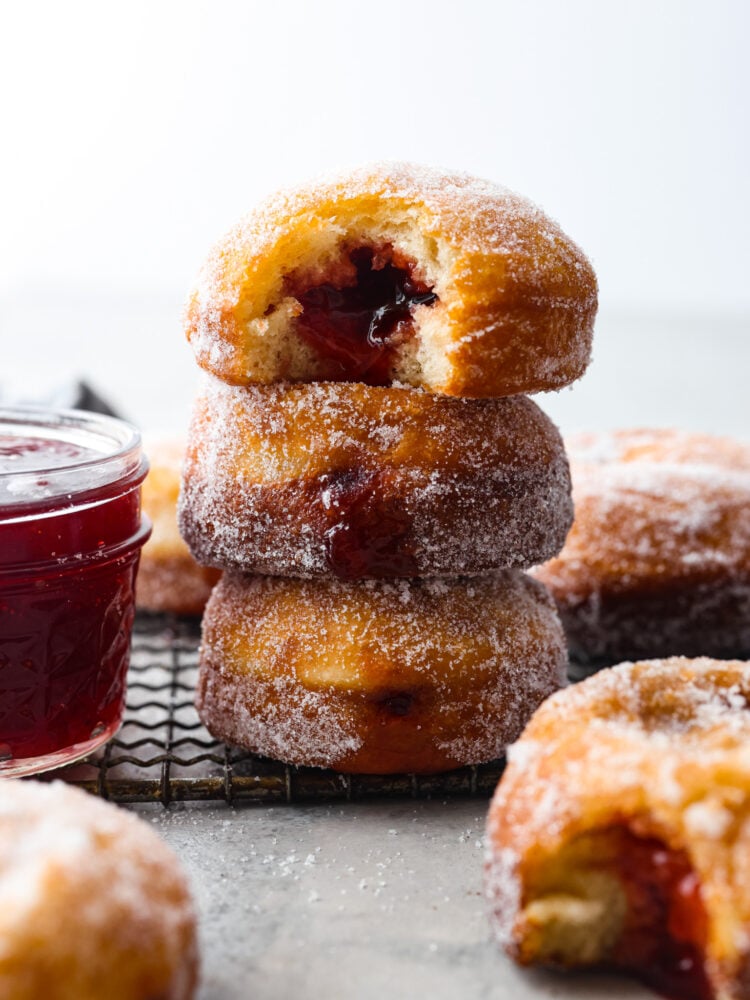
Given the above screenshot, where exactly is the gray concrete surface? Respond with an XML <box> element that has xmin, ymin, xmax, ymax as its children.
<box><xmin>136</xmin><ymin>800</ymin><xmax>651</xmax><ymax>1000</ymax></box>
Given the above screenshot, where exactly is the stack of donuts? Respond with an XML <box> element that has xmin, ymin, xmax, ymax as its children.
<box><xmin>178</xmin><ymin>163</ymin><xmax>598</xmax><ymax>774</ymax></box>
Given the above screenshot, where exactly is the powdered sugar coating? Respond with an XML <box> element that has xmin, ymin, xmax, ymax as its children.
<box><xmin>138</xmin><ymin>435</ymin><xmax>220</xmax><ymax>615</ymax></box>
<box><xmin>485</xmin><ymin>657</ymin><xmax>750</xmax><ymax>988</ymax></box>
<box><xmin>533</xmin><ymin>428</ymin><xmax>750</xmax><ymax>661</ymax></box>
<box><xmin>184</xmin><ymin>162</ymin><xmax>597</xmax><ymax>397</ymax></box>
<box><xmin>136</xmin><ymin>556</ymin><xmax>220</xmax><ymax>617</ymax></box>
<box><xmin>179</xmin><ymin>378</ymin><xmax>573</xmax><ymax>579</ymax></box>
<box><xmin>0</xmin><ymin>780</ymin><xmax>198</xmax><ymax>999</ymax></box>
<box><xmin>196</xmin><ymin>570</ymin><xmax>567</xmax><ymax>774</ymax></box>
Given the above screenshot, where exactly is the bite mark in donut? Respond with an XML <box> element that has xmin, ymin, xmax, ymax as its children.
<box><xmin>285</xmin><ymin>244</ymin><xmax>437</xmax><ymax>384</ymax></box>
<box><xmin>517</xmin><ymin>825</ymin><xmax>711</xmax><ymax>1000</ymax></box>
<box><xmin>185</xmin><ymin>163</ymin><xmax>598</xmax><ymax>395</ymax></box>
<box><xmin>485</xmin><ymin>658</ymin><xmax>750</xmax><ymax>1000</ymax></box>
<box><xmin>611</xmin><ymin>828</ymin><xmax>710</xmax><ymax>1000</ymax></box>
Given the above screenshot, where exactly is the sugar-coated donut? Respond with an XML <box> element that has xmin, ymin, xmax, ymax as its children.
<box><xmin>486</xmin><ymin>657</ymin><xmax>750</xmax><ymax>1000</ymax></box>
<box><xmin>138</xmin><ymin>436</ymin><xmax>220</xmax><ymax>615</ymax></box>
<box><xmin>532</xmin><ymin>428</ymin><xmax>750</xmax><ymax>663</ymax></box>
<box><xmin>196</xmin><ymin>570</ymin><xmax>566</xmax><ymax>774</ymax></box>
<box><xmin>185</xmin><ymin>162</ymin><xmax>597</xmax><ymax>398</ymax></box>
<box><xmin>0</xmin><ymin>780</ymin><xmax>198</xmax><ymax>1000</ymax></box>
<box><xmin>179</xmin><ymin>379</ymin><xmax>573</xmax><ymax>579</ymax></box>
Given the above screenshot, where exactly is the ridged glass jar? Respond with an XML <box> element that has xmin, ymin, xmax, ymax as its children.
<box><xmin>0</xmin><ymin>407</ymin><xmax>150</xmax><ymax>776</ymax></box>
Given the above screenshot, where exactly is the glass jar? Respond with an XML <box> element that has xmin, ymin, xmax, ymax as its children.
<box><xmin>0</xmin><ymin>407</ymin><xmax>150</xmax><ymax>776</ymax></box>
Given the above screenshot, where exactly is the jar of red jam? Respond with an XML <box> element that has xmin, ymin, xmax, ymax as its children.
<box><xmin>0</xmin><ymin>407</ymin><xmax>150</xmax><ymax>776</ymax></box>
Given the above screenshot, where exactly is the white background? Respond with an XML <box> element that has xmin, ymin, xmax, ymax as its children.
<box><xmin>0</xmin><ymin>0</ymin><xmax>748</xmax><ymax>430</ymax></box>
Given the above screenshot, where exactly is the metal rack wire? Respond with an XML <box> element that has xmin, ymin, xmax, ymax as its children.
<box><xmin>57</xmin><ymin>613</ymin><xmax>507</xmax><ymax>805</ymax></box>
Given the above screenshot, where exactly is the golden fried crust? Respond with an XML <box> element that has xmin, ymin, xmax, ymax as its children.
<box><xmin>178</xmin><ymin>379</ymin><xmax>573</xmax><ymax>579</ymax></box>
<box><xmin>485</xmin><ymin>658</ymin><xmax>750</xmax><ymax>1000</ymax></box>
<box><xmin>0</xmin><ymin>780</ymin><xmax>198</xmax><ymax>1000</ymax></box>
<box><xmin>196</xmin><ymin>571</ymin><xmax>566</xmax><ymax>775</ymax></box>
<box><xmin>138</xmin><ymin>437</ymin><xmax>220</xmax><ymax>615</ymax></box>
<box><xmin>532</xmin><ymin>429</ymin><xmax>750</xmax><ymax>662</ymax></box>
<box><xmin>185</xmin><ymin>163</ymin><xmax>596</xmax><ymax>397</ymax></box>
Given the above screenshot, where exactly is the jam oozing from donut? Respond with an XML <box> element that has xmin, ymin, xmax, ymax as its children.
<box><xmin>320</xmin><ymin>467</ymin><xmax>417</xmax><ymax>578</ymax></box>
<box><xmin>611</xmin><ymin>831</ymin><xmax>711</xmax><ymax>1000</ymax></box>
<box><xmin>290</xmin><ymin>245</ymin><xmax>437</xmax><ymax>384</ymax></box>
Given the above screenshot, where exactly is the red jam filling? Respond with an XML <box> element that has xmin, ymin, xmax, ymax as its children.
<box><xmin>0</xmin><ymin>433</ymin><xmax>148</xmax><ymax>763</ymax></box>
<box><xmin>611</xmin><ymin>831</ymin><xmax>712</xmax><ymax>1000</ymax></box>
<box><xmin>289</xmin><ymin>245</ymin><xmax>437</xmax><ymax>384</ymax></box>
<box><xmin>0</xmin><ymin>435</ymin><xmax>97</xmax><ymax>472</ymax></box>
<box><xmin>319</xmin><ymin>467</ymin><xmax>418</xmax><ymax>578</ymax></box>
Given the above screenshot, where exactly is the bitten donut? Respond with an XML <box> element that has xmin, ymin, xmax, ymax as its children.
<box><xmin>185</xmin><ymin>162</ymin><xmax>597</xmax><ymax>398</ymax></box>
<box><xmin>138</xmin><ymin>436</ymin><xmax>220</xmax><ymax>615</ymax></box>
<box><xmin>485</xmin><ymin>657</ymin><xmax>750</xmax><ymax>1000</ymax></box>
<box><xmin>0</xmin><ymin>780</ymin><xmax>198</xmax><ymax>1000</ymax></box>
<box><xmin>179</xmin><ymin>379</ymin><xmax>573</xmax><ymax>579</ymax></box>
<box><xmin>196</xmin><ymin>570</ymin><xmax>566</xmax><ymax>774</ymax></box>
<box><xmin>533</xmin><ymin>428</ymin><xmax>750</xmax><ymax>663</ymax></box>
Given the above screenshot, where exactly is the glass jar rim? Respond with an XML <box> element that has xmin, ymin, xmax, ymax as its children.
<box><xmin>0</xmin><ymin>405</ymin><xmax>144</xmax><ymax>512</ymax></box>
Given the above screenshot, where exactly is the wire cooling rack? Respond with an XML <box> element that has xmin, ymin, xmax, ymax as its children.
<box><xmin>56</xmin><ymin>613</ymin><xmax>508</xmax><ymax>805</ymax></box>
